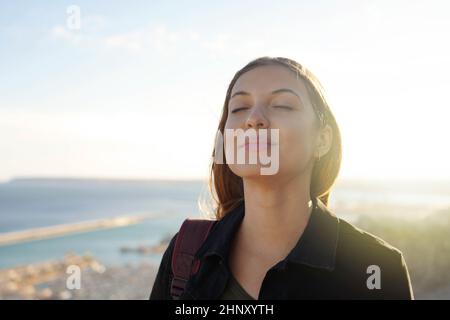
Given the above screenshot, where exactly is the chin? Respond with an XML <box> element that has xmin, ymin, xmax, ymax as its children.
<box><xmin>229</xmin><ymin>164</ymin><xmax>281</xmax><ymax>179</ymax></box>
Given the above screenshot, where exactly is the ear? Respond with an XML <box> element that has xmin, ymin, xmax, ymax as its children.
<box><xmin>315</xmin><ymin>124</ymin><xmax>333</xmax><ymax>159</ymax></box>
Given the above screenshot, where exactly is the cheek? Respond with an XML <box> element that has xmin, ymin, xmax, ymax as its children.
<box><xmin>278</xmin><ymin>120</ymin><xmax>316</xmax><ymax>170</ymax></box>
<box><xmin>224</xmin><ymin>114</ymin><xmax>242</xmax><ymax>129</ymax></box>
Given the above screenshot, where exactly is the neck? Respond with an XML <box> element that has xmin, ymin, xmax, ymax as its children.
<box><xmin>239</xmin><ymin>173</ymin><xmax>314</xmax><ymax>256</ymax></box>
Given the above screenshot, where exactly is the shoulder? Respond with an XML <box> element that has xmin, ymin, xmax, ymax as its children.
<box><xmin>334</xmin><ymin>217</ymin><xmax>414</xmax><ymax>299</ymax></box>
<box><xmin>337</xmin><ymin>217</ymin><xmax>403</xmax><ymax>260</ymax></box>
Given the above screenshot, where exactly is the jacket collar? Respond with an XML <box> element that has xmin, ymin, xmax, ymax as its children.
<box><xmin>196</xmin><ymin>196</ymin><xmax>339</xmax><ymax>271</ymax></box>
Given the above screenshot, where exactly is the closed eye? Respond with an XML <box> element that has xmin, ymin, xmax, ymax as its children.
<box><xmin>231</xmin><ymin>107</ymin><xmax>250</xmax><ymax>113</ymax></box>
<box><xmin>273</xmin><ymin>105</ymin><xmax>293</xmax><ymax>110</ymax></box>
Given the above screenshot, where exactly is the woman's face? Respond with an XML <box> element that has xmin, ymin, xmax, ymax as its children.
<box><xmin>224</xmin><ymin>64</ymin><xmax>330</xmax><ymax>180</ymax></box>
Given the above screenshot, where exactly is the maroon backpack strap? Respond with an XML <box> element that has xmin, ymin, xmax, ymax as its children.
<box><xmin>170</xmin><ymin>218</ymin><xmax>216</xmax><ymax>300</ymax></box>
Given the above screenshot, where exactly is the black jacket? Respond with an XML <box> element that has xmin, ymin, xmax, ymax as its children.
<box><xmin>150</xmin><ymin>197</ymin><xmax>414</xmax><ymax>300</ymax></box>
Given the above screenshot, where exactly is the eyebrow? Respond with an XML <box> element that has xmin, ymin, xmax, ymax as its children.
<box><xmin>230</xmin><ymin>88</ymin><xmax>302</xmax><ymax>101</ymax></box>
<box><xmin>271</xmin><ymin>88</ymin><xmax>302</xmax><ymax>101</ymax></box>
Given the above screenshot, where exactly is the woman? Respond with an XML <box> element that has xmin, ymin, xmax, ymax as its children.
<box><xmin>150</xmin><ymin>57</ymin><xmax>414</xmax><ymax>300</ymax></box>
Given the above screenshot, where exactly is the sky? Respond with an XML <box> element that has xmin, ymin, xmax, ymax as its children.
<box><xmin>1</xmin><ymin>0</ymin><xmax>450</xmax><ymax>182</ymax></box>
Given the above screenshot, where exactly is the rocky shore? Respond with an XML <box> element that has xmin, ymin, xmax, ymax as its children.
<box><xmin>0</xmin><ymin>252</ymin><xmax>159</xmax><ymax>300</ymax></box>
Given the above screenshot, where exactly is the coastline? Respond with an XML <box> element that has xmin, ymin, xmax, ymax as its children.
<box><xmin>0</xmin><ymin>213</ymin><xmax>160</xmax><ymax>247</ymax></box>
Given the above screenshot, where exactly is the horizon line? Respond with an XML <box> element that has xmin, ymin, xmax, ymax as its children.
<box><xmin>2</xmin><ymin>175</ymin><xmax>450</xmax><ymax>185</ymax></box>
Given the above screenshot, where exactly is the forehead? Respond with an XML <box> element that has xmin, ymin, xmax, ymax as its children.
<box><xmin>231</xmin><ymin>64</ymin><xmax>308</xmax><ymax>96</ymax></box>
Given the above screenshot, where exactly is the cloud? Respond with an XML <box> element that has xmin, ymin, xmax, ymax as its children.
<box><xmin>104</xmin><ymin>31</ymin><xmax>144</xmax><ymax>52</ymax></box>
<box><xmin>101</xmin><ymin>24</ymin><xmax>266</xmax><ymax>61</ymax></box>
<box><xmin>49</xmin><ymin>14</ymin><xmax>107</xmax><ymax>47</ymax></box>
<box><xmin>50</xmin><ymin>25</ymin><xmax>83</xmax><ymax>46</ymax></box>
<box><xmin>50</xmin><ymin>21</ymin><xmax>276</xmax><ymax>62</ymax></box>
<box><xmin>103</xmin><ymin>25</ymin><xmax>182</xmax><ymax>53</ymax></box>
<box><xmin>82</xmin><ymin>15</ymin><xmax>108</xmax><ymax>32</ymax></box>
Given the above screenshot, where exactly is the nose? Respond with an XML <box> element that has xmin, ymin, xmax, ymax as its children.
<box><xmin>245</xmin><ymin>107</ymin><xmax>269</xmax><ymax>129</ymax></box>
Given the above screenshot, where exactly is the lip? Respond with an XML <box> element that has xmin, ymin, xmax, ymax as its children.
<box><xmin>239</xmin><ymin>141</ymin><xmax>277</xmax><ymax>151</ymax></box>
